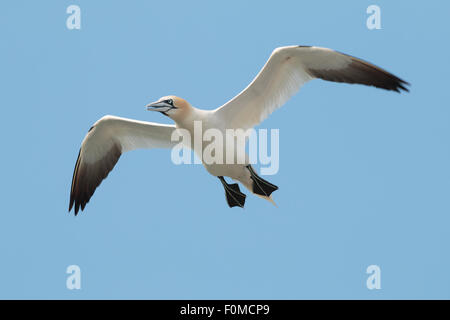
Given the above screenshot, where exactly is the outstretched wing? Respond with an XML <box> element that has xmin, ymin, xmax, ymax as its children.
<box><xmin>69</xmin><ymin>115</ymin><xmax>176</xmax><ymax>215</ymax></box>
<box><xmin>214</xmin><ymin>46</ymin><xmax>409</xmax><ymax>130</ymax></box>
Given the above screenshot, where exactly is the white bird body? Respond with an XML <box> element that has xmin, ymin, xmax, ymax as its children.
<box><xmin>69</xmin><ymin>46</ymin><xmax>409</xmax><ymax>214</ymax></box>
<box><xmin>172</xmin><ymin>107</ymin><xmax>250</xmax><ymax>178</ymax></box>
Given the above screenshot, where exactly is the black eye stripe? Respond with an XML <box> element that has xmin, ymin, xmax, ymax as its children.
<box><xmin>165</xmin><ymin>99</ymin><xmax>177</xmax><ymax>108</ymax></box>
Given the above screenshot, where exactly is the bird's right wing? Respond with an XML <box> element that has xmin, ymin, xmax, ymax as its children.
<box><xmin>214</xmin><ymin>46</ymin><xmax>409</xmax><ymax>131</ymax></box>
<box><xmin>69</xmin><ymin>115</ymin><xmax>176</xmax><ymax>215</ymax></box>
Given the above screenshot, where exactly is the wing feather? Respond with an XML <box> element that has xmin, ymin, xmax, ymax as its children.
<box><xmin>69</xmin><ymin>115</ymin><xmax>176</xmax><ymax>215</ymax></box>
<box><xmin>214</xmin><ymin>46</ymin><xmax>409</xmax><ymax>130</ymax></box>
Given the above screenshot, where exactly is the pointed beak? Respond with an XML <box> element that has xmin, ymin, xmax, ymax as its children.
<box><xmin>146</xmin><ymin>101</ymin><xmax>173</xmax><ymax>113</ymax></box>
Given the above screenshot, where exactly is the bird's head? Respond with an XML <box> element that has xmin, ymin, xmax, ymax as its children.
<box><xmin>146</xmin><ymin>96</ymin><xmax>192</xmax><ymax>122</ymax></box>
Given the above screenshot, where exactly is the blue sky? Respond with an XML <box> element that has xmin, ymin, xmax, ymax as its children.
<box><xmin>1</xmin><ymin>0</ymin><xmax>449</xmax><ymax>299</ymax></box>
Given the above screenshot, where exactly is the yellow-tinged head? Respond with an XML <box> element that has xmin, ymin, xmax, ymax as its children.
<box><xmin>146</xmin><ymin>95</ymin><xmax>192</xmax><ymax>122</ymax></box>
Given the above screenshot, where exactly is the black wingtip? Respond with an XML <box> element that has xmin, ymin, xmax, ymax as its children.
<box><xmin>68</xmin><ymin>198</ymin><xmax>80</xmax><ymax>216</ymax></box>
<box><xmin>398</xmin><ymin>80</ymin><xmax>410</xmax><ymax>93</ymax></box>
<box><xmin>388</xmin><ymin>74</ymin><xmax>410</xmax><ymax>93</ymax></box>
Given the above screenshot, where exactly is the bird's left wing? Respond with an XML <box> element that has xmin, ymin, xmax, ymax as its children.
<box><xmin>214</xmin><ymin>46</ymin><xmax>409</xmax><ymax>130</ymax></box>
<box><xmin>69</xmin><ymin>115</ymin><xmax>176</xmax><ymax>215</ymax></box>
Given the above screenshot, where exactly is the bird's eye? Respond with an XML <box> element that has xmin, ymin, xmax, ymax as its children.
<box><xmin>166</xmin><ymin>99</ymin><xmax>173</xmax><ymax>105</ymax></box>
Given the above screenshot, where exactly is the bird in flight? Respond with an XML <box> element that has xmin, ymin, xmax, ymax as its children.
<box><xmin>69</xmin><ymin>45</ymin><xmax>409</xmax><ymax>215</ymax></box>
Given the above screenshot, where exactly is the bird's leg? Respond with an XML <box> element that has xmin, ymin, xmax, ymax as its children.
<box><xmin>218</xmin><ymin>176</ymin><xmax>246</xmax><ymax>208</ymax></box>
<box><xmin>246</xmin><ymin>165</ymin><xmax>279</xmax><ymax>197</ymax></box>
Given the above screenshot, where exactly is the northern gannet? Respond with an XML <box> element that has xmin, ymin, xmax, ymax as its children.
<box><xmin>69</xmin><ymin>45</ymin><xmax>409</xmax><ymax>214</ymax></box>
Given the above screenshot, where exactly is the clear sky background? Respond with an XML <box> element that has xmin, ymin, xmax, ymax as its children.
<box><xmin>1</xmin><ymin>0</ymin><xmax>449</xmax><ymax>299</ymax></box>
